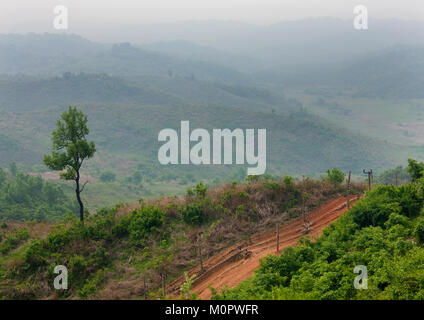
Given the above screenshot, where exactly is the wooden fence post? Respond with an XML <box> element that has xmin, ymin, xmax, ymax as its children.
<box><xmin>347</xmin><ymin>170</ymin><xmax>351</xmax><ymax>209</ymax></box>
<box><xmin>198</xmin><ymin>232</ymin><xmax>204</xmax><ymax>272</ymax></box>
<box><xmin>143</xmin><ymin>274</ymin><xmax>147</xmax><ymax>300</ymax></box>
<box><xmin>363</xmin><ymin>169</ymin><xmax>372</xmax><ymax>191</ymax></box>
<box><xmin>276</xmin><ymin>223</ymin><xmax>280</xmax><ymax>253</ymax></box>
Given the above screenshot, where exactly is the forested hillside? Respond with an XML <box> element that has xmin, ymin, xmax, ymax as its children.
<box><xmin>0</xmin><ymin>73</ymin><xmax>181</xmax><ymax>112</ymax></box>
<box><xmin>0</xmin><ymin>102</ymin><xmax>401</xmax><ymax>176</ymax></box>
<box><xmin>344</xmin><ymin>46</ymin><xmax>424</xmax><ymax>99</ymax></box>
<box><xmin>0</xmin><ymin>166</ymin><xmax>75</xmax><ymax>221</ymax></box>
<box><xmin>0</xmin><ymin>72</ymin><xmax>284</xmax><ymax>112</ymax></box>
<box><xmin>215</xmin><ymin>161</ymin><xmax>424</xmax><ymax>300</ymax></box>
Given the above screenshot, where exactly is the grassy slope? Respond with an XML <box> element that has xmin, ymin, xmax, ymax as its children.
<box><xmin>286</xmin><ymin>87</ymin><xmax>424</xmax><ymax>145</ymax></box>
<box><xmin>0</xmin><ymin>177</ymin><xmax>355</xmax><ymax>299</ymax></box>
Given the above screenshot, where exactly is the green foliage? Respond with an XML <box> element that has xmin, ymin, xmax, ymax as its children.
<box><xmin>43</xmin><ymin>106</ymin><xmax>96</xmax><ymax>181</ymax></box>
<box><xmin>186</xmin><ymin>182</ymin><xmax>208</xmax><ymax>199</ymax></box>
<box><xmin>0</xmin><ymin>167</ymin><xmax>5</xmax><ymax>187</ymax></box>
<box><xmin>8</xmin><ymin>210</ymin><xmax>118</xmax><ymax>295</ymax></box>
<box><xmin>414</xmin><ymin>217</ymin><xmax>424</xmax><ymax>245</ymax></box>
<box><xmin>326</xmin><ymin>168</ymin><xmax>345</xmax><ymax>186</ymax></box>
<box><xmin>0</xmin><ymin>228</ymin><xmax>29</xmax><ymax>254</ymax></box>
<box><xmin>194</xmin><ymin>182</ymin><xmax>207</xmax><ymax>198</ymax></box>
<box><xmin>9</xmin><ymin>162</ymin><xmax>17</xmax><ymax>177</ymax></box>
<box><xmin>407</xmin><ymin>159</ymin><xmax>424</xmax><ymax>182</ymax></box>
<box><xmin>181</xmin><ymin>203</ymin><xmax>204</xmax><ymax>225</ymax></box>
<box><xmin>246</xmin><ymin>175</ymin><xmax>260</xmax><ymax>184</ymax></box>
<box><xmin>43</xmin><ymin>106</ymin><xmax>96</xmax><ymax>221</ymax></box>
<box><xmin>180</xmin><ymin>272</ymin><xmax>197</xmax><ymax>300</ymax></box>
<box><xmin>0</xmin><ymin>170</ymin><xmax>76</xmax><ymax>221</ymax></box>
<box><xmin>78</xmin><ymin>269</ymin><xmax>107</xmax><ymax>298</ymax></box>
<box><xmin>384</xmin><ymin>212</ymin><xmax>410</xmax><ymax>229</ymax></box>
<box><xmin>23</xmin><ymin>240</ymin><xmax>47</xmax><ymax>272</ymax></box>
<box><xmin>350</xmin><ymin>184</ymin><xmax>422</xmax><ymax>229</ymax></box>
<box><xmin>375</xmin><ymin>166</ymin><xmax>410</xmax><ymax>185</ymax></box>
<box><xmin>283</xmin><ymin>176</ymin><xmax>294</xmax><ymax>188</ymax></box>
<box><xmin>128</xmin><ymin>206</ymin><xmax>165</xmax><ymax>246</ymax></box>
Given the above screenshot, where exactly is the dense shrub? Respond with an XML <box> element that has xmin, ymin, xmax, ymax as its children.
<box><xmin>128</xmin><ymin>206</ymin><xmax>165</xmax><ymax>245</ymax></box>
<box><xmin>351</xmin><ymin>184</ymin><xmax>422</xmax><ymax>228</ymax></box>
<box><xmin>23</xmin><ymin>240</ymin><xmax>47</xmax><ymax>272</ymax></box>
<box><xmin>181</xmin><ymin>203</ymin><xmax>204</xmax><ymax>225</ymax></box>
<box><xmin>0</xmin><ymin>171</ymin><xmax>76</xmax><ymax>221</ymax></box>
<box><xmin>326</xmin><ymin>168</ymin><xmax>345</xmax><ymax>186</ymax></box>
<box><xmin>194</xmin><ymin>182</ymin><xmax>207</xmax><ymax>198</ymax></box>
<box><xmin>0</xmin><ymin>228</ymin><xmax>29</xmax><ymax>254</ymax></box>
<box><xmin>414</xmin><ymin>218</ymin><xmax>424</xmax><ymax>244</ymax></box>
<box><xmin>407</xmin><ymin>158</ymin><xmax>424</xmax><ymax>181</ymax></box>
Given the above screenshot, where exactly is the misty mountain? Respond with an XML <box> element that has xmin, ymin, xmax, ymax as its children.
<box><xmin>0</xmin><ymin>131</ymin><xmax>39</xmax><ymax>166</ymax></box>
<box><xmin>253</xmin><ymin>44</ymin><xmax>424</xmax><ymax>100</ymax></box>
<box><xmin>0</xmin><ymin>72</ymin><xmax>290</xmax><ymax>113</ymax></box>
<box><xmin>0</xmin><ymin>34</ymin><xmax>249</xmax><ymax>83</ymax></box>
<box><xmin>0</xmin><ymin>25</ymin><xmax>420</xmax><ymax>179</ymax></box>
<box><xmin>141</xmin><ymin>40</ymin><xmax>264</xmax><ymax>72</ymax></box>
<box><xmin>343</xmin><ymin>45</ymin><xmax>424</xmax><ymax>99</ymax></box>
<box><xmin>76</xmin><ymin>18</ymin><xmax>424</xmax><ymax>70</ymax></box>
<box><xmin>0</xmin><ymin>73</ymin><xmax>182</xmax><ymax>112</ymax></box>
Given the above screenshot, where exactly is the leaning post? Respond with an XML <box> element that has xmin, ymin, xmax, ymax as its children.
<box><xmin>347</xmin><ymin>170</ymin><xmax>351</xmax><ymax>209</ymax></box>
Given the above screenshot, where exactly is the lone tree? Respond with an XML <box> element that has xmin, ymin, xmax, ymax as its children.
<box><xmin>407</xmin><ymin>158</ymin><xmax>424</xmax><ymax>182</ymax></box>
<box><xmin>44</xmin><ymin>107</ymin><xmax>96</xmax><ymax>222</ymax></box>
<box><xmin>326</xmin><ymin>168</ymin><xmax>345</xmax><ymax>186</ymax></box>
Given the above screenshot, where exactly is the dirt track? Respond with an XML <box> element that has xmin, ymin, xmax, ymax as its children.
<box><xmin>167</xmin><ymin>195</ymin><xmax>359</xmax><ymax>299</ymax></box>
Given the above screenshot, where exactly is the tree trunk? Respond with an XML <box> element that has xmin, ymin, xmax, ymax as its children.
<box><xmin>161</xmin><ymin>274</ymin><xmax>166</xmax><ymax>296</ymax></box>
<box><xmin>143</xmin><ymin>275</ymin><xmax>147</xmax><ymax>300</ymax></box>
<box><xmin>199</xmin><ymin>243</ymin><xmax>204</xmax><ymax>272</ymax></box>
<box><xmin>75</xmin><ymin>170</ymin><xmax>84</xmax><ymax>222</ymax></box>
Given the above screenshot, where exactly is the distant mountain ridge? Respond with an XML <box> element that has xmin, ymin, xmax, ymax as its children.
<box><xmin>2</xmin><ymin>18</ymin><xmax>424</xmax><ymax>76</ymax></box>
<box><xmin>0</xmin><ymin>72</ymin><xmax>289</xmax><ymax>113</ymax></box>
<box><xmin>343</xmin><ymin>45</ymin><xmax>424</xmax><ymax>99</ymax></box>
<box><xmin>70</xmin><ymin>18</ymin><xmax>424</xmax><ymax>69</ymax></box>
<box><xmin>0</xmin><ymin>34</ymin><xmax>249</xmax><ymax>84</ymax></box>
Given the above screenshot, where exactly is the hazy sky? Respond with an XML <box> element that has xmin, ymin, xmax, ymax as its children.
<box><xmin>1</xmin><ymin>0</ymin><xmax>424</xmax><ymax>33</ymax></box>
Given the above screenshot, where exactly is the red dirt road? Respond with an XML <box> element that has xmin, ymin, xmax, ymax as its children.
<box><xmin>168</xmin><ymin>195</ymin><xmax>359</xmax><ymax>299</ymax></box>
